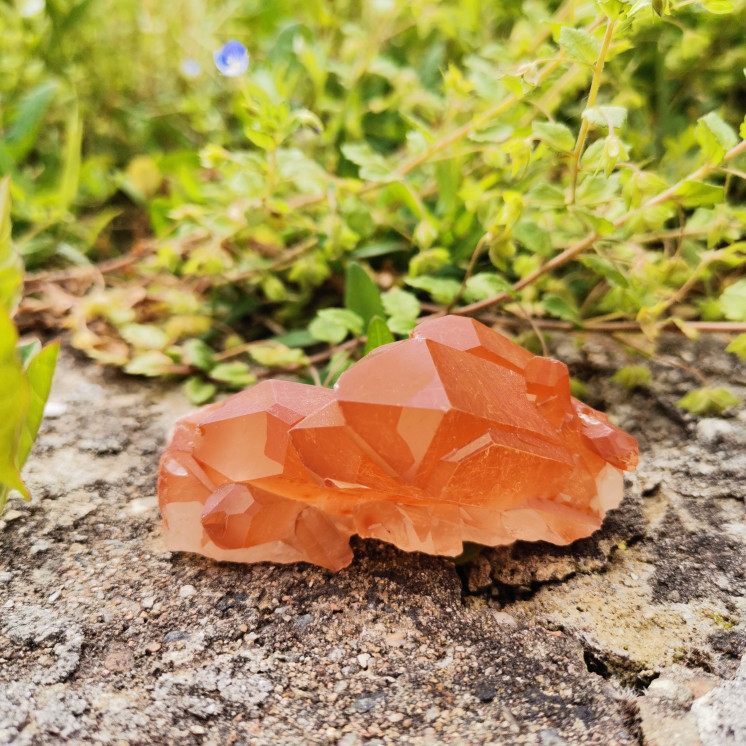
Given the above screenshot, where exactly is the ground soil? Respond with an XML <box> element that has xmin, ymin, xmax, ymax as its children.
<box><xmin>1</xmin><ymin>333</ymin><xmax>744</xmax><ymax>745</ymax></box>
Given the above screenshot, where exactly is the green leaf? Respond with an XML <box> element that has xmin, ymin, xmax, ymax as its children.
<box><xmin>700</xmin><ymin>0</ymin><xmax>734</xmax><ymax>13</ymax></box>
<box><xmin>120</xmin><ymin>324</ymin><xmax>169</xmax><ymax>350</ymax></box>
<box><xmin>413</xmin><ymin>219</ymin><xmax>439</xmax><ymax>250</ymax></box>
<box><xmin>542</xmin><ymin>294</ymin><xmax>579</xmax><ymax>322</ymax></box>
<box><xmin>0</xmin><ymin>177</ymin><xmax>23</xmax><ymax>315</ymax></box>
<box><xmin>352</xmin><ymin>241</ymin><xmax>409</xmax><ymax>260</ymax></box>
<box><xmin>677</xmin><ymin>387</ymin><xmax>740</xmax><ymax>416</ymax></box>
<box><xmin>209</xmin><ymin>362</ymin><xmax>257</xmax><ymax>387</ymax></box>
<box><xmin>695</xmin><ymin>112</ymin><xmax>738</xmax><ymax>164</ymax></box>
<box><xmin>16</xmin><ymin>342</ymin><xmax>59</xmax><ymax>474</ymax></box>
<box><xmin>0</xmin><ymin>311</ymin><xmax>30</xmax><ymax>508</ymax></box>
<box><xmin>364</xmin><ymin>316</ymin><xmax>395</xmax><ymax>354</ymax></box>
<box><xmin>532</xmin><ymin>121</ymin><xmax>576</xmax><ymax>152</ymax></box>
<box><xmin>488</xmin><ymin>237</ymin><xmax>517</xmax><ymax>267</ymax></box>
<box><xmin>405</xmin><ymin>276</ymin><xmax>462</xmax><ymax>305</ymax></box>
<box><xmin>244</xmin><ymin>129</ymin><xmax>276</xmax><ymax>151</ymax></box>
<box><xmin>720</xmin><ymin>279</ymin><xmax>746</xmax><ymax>321</ymax></box>
<box><xmin>574</xmin><ymin>209</ymin><xmax>616</xmax><ymax>235</ymax></box>
<box><xmin>382</xmin><ymin>287</ymin><xmax>421</xmax><ymax>320</ymax></box>
<box><xmin>526</xmin><ymin>183</ymin><xmax>566</xmax><ymax>206</ymax></box>
<box><xmin>672</xmin><ymin>181</ymin><xmax>724</xmax><ymax>207</ymax></box>
<box><xmin>124</xmin><ymin>351</ymin><xmax>175</xmax><ymax>377</ymax></box>
<box><xmin>182</xmin><ymin>339</ymin><xmax>214</xmax><ymax>370</ymax></box>
<box><xmin>582</xmin><ymin>106</ymin><xmax>628</xmax><ymax>130</ymax></box>
<box><xmin>59</xmin><ymin>104</ymin><xmax>83</xmax><ymax>212</ymax></box>
<box><xmin>184</xmin><ymin>377</ymin><xmax>217</xmax><ymax>405</ymax></box>
<box><xmin>387</xmin><ymin>316</ymin><xmax>418</xmax><ymax>336</ymax></box>
<box><xmin>409</xmin><ymin>248</ymin><xmax>451</xmax><ymax>277</ymax></box>
<box><xmin>514</xmin><ymin>221</ymin><xmax>553</xmax><ymax>256</ymax></box>
<box><xmin>559</xmin><ymin>27</ymin><xmax>601</xmax><ymax>65</ymax></box>
<box><xmin>309</xmin><ymin>308</ymin><xmax>364</xmax><ymax>345</ymax></box>
<box><xmin>463</xmin><ymin>273</ymin><xmax>512</xmax><ymax>303</ymax></box>
<box><xmin>270</xmin><ymin>329</ymin><xmax>317</xmax><ymax>348</ymax></box>
<box><xmin>611</xmin><ymin>365</ymin><xmax>651</xmax><ymax>389</ymax></box>
<box><xmin>468</xmin><ymin>123</ymin><xmax>513</xmax><ymax>144</ymax></box>
<box><xmin>341</xmin><ymin>143</ymin><xmax>394</xmax><ymax>182</ymax></box>
<box><xmin>725</xmin><ymin>334</ymin><xmax>746</xmax><ymax>360</ymax></box>
<box><xmin>578</xmin><ymin>255</ymin><xmax>628</xmax><ymax>286</ymax></box>
<box><xmin>4</xmin><ymin>81</ymin><xmax>59</xmax><ymax>162</ymax></box>
<box><xmin>248</xmin><ymin>343</ymin><xmax>309</xmax><ymax>367</ymax></box>
<box><xmin>344</xmin><ymin>262</ymin><xmax>385</xmax><ymax>327</ymax></box>
<box><xmin>596</xmin><ymin>0</ymin><xmax>633</xmax><ymax>18</ymax></box>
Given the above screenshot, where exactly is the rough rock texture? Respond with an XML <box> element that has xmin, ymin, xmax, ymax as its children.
<box><xmin>1</xmin><ymin>332</ymin><xmax>744</xmax><ymax>745</ymax></box>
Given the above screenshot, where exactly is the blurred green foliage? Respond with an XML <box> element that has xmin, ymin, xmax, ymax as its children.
<box><xmin>0</xmin><ymin>177</ymin><xmax>58</xmax><ymax>512</ymax></box>
<box><xmin>2</xmin><ymin>0</ymin><xmax>745</xmax><ymax>411</ymax></box>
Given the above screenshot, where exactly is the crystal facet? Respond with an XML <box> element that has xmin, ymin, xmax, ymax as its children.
<box><xmin>158</xmin><ymin>316</ymin><xmax>639</xmax><ymax>570</ymax></box>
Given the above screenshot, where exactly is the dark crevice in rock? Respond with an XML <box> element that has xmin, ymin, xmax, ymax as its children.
<box><xmin>581</xmin><ymin>641</ymin><xmax>659</xmax><ymax>693</ymax></box>
<box><xmin>456</xmin><ymin>499</ymin><xmax>647</xmax><ymax>603</ymax></box>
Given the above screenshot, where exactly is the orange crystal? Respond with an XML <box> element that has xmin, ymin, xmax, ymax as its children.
<box><xmin>158</xmin><ymin>316</ymin><xmax>638</xmax><ymax>570</ymax></box>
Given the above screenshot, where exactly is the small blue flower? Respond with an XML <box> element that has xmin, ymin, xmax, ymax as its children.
<box><xmin>213</xmin><ymin>40</ymin><xmax>249</xmax><ymax>77</ymax></box>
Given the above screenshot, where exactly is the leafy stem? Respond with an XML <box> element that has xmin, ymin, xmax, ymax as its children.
<box><xmin>452</xmin><ymin>137</ymin><xmax>746</xmax><ymax>318</ymax></box>
<box><xmin>568</xmin><ymin>16</ymin><xmax>617</xmax><ymax>204</ymax></box>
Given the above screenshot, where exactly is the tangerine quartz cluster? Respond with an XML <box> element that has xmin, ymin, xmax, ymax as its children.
<box><xmin>158</xmin><ymin>316</ymin><xmax>638</xmax><ymax>571</ymax></box>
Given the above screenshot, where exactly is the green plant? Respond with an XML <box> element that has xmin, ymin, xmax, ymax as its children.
<box><xmin>8</xmin><ymin>0</ymin><xmax>746</xmax><ymax>407</ymax></box>
<box><xmin>0</xmin><ymin>177</ymin><xmax>58</xmax><ymax>513</ymax></box>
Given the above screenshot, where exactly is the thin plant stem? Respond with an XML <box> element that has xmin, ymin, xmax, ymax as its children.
<box><xmin>447</xmin><ymin>233</ymin><xmax>490</xmax><ymax>312</ymax></box>
<box><xmin>568</xmin><ymin>17</ymin><xmax>616</xmax><ymax>204</ymax></box>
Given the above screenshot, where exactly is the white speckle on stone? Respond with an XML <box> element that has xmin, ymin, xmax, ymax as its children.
<box><xmin>647</xmin><ymin>677</ymin><xmax>694</xmax><ymax>707</ymax></box>
<box><xmin>327</xmin><ymin>647</ymin><xmax>344</xmax><ymax>662</ymax></box>
<box><xmin>357</xmin><ymin>653</ymin><xmax>371</xmax><ymax>669</ymax></box>
<box><xmin>128</xmin><ymin>496</ymin><xmax>158</xmax><ymax>515</ymax></box>
<box><xmin>692</xmin><ymin>657</ymin><xmax>746</xmax><ymax>745</ymax></box>
<box><xmin>179</xmin><ymin>585</ymin><xmax>197</xmax><ymax>599</ymax></box>
<box><xmin>338</xmin><ymin>734</ymin><xmax>363</xmax><ymax>746</ymax></box>
<box><xmin>43</xmin><ymin>401</ymin><xmax>68</xmax><ymax>419</ymax></box>
<box><xmin>141</xmin><ymin>598</ymin><xmax>155</xmax><ymax>609</ymax></box>
<box><xmin>696</xmin><ymin>418</ymin><xmax>736</xmax><ymax>445</ymax></box>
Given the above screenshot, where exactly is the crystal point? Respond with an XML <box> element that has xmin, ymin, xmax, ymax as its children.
<box><xmin>158</xmin><ymin>316</ymin><xmax>638</xmax><ymax>570</ymax></box>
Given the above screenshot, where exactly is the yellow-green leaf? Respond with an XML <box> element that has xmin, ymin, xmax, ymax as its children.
<box><xmin>532</xmin><ymin>121</ymin><xmax>575</xmax><ymax>152</ymax></box>
<box><xmin>559</xmin><ymin>27</ymin><xmax>601</xmax><ymax>65</ymax></box>
<box><xmin>726</xmin><ymin>334</ymin><xmax>746</xmax><ymax>360</ymax></box>
<box><xmin>0</xmin><ymin>177</ymin><xmax>22</xmax><ymax>315</ymax></box>
<box><xmin>16</xmin><ymin>342</ymin><xmax>59</xmax><ymax>473</ymax></box>
<box><xmin>677</xmin><ymin>387</ymin><xmax>740</xmax><ymax>416</ymax></box>
<box><xmin>364</xmin><ymin>316</ymin><xmax>395</xmax><ymax>354</ymax></box>
<box><xmin>0</xmin><ymin>311</ymin><xmax>31</xmax><ymax>507</ymax></box>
